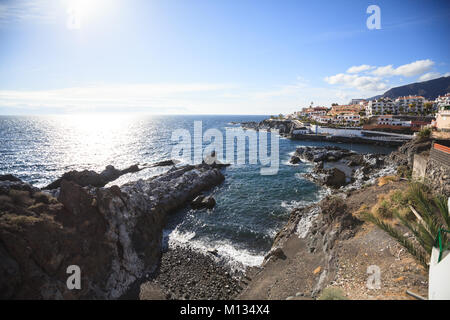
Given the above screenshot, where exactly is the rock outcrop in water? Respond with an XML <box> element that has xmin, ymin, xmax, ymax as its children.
<box><xmin>44</xmin><ymin>160</ymin><xmax>178</xmax><ymax>190</ymax></box>
<box><xmin>0</xmin><ymin>164</ymin><xmax>225</xmax><ymax>299</ymax></box>
<box><xmin>290</xmin><ymin>146</ymin><xmax>356</xmax><ymax>163</ymax></box>
<box><xmin>191</xmin><ymin>195</ymin><xmax>216</xmax><ymax>209</ymax></box>
<box><xmin>240</xmin><ymin>119</ymin><xmax>302</xmax><ymax>136</ymax></box>
<box><xmin>44</xmin><ymin>164</ymin><xmax>141</xmax><ymax>189</ymax></box>
<box><xmin>291</xmin><ymin>146</ymin><xmax>391</xmax><ymax>189</ymax></box>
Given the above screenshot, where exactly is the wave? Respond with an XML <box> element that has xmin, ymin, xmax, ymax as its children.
<box><xmin>163</xmin><ymin>226</ymin><xmax>265</xmax><ymax>271</ymax></box>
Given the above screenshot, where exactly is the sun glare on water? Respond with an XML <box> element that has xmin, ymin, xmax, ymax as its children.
<box><xmin>52</xmin><ymin>114</ymin><xmax>136</xmax><ymax>170</ymax></box>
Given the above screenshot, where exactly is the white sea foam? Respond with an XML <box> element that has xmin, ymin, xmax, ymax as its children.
<box><xmin>281</xmin><ymin>199</ymin><xmax>311</xmax><ymax>211</ymax></box>
<box><xmin>164</xmin><ymin>225</ymin><xmax>265</xmax><ymax>270</ymax></box>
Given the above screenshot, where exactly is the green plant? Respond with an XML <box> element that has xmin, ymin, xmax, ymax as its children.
<box><xmin>9</xmin><ymin>189</ymin><xmax>33</xmax><ymax>206</ymax></box>
<box><xmin>362</xmin><ymin>210</ymin><xmax>429</xmax><ymax>268</ymax></box>
<box><xmin>417</xmin><ymin>127</ymin><xmax>431</xmax><ymax>139</ymax></box>
<box><xmin>390</xmin><ymin>190</ymin><xmax>408</xmax><ymax>206</ymax></box>
<box><xmin>396</xmin><ymin>165</ymin><xmax>412</xmax><ymax>179</ymax></box>
<box><xmin>363</xmin><ymin>182</ymin><xmax>449</xmax><ymax>269</ymax></box>
<box><xmin>318</xmin><ymin>287</ymin><xmax>348</xmax><ymax>300</ymax></box>
<box><xmin>376</xmin><ymin>199</ymin><xmax>393</xmax><ymax>219</ymax></box>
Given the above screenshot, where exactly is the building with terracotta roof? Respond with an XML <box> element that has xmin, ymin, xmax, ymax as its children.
<box><xmin>299</xmin><ymin>106</ymin><xmax>329</xmax><ymax>117</ymax></box>
<box><xmin>329</xmin><ymin>104</ymin><xmax>361</xmax><ymax>115</ymax></box>
<box><xmin>395</xmin><ymin>95</ymin><xmax>426</xmax><ymax>113</ymax></box>
<box><xmin>365</xmin><ymin>98</ymin><xmax>395</xmax><ymax>116</ymax></box>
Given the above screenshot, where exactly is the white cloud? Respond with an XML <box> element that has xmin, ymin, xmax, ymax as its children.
<box><xmin>419</xmin><ymin>72</ymin><xmax>441</xmax><ymax>81</ymax></box>
<box><xmin>346</xmin><ymin>65</ymin><xmax>374</xmax><ymax>74</ymax></box>
<box><xmin>0</xmin><ymin>83</ymin><xmax>236</xmax><ymax>113</ymax></box>
<box><xmin>0</xmin><ymin>0</ymin><xmax>57</xmax><ymax>25</ymax></box>
<box><xmin>419</xmin><ymin>71</ymin><xmax>450</xmax><ymax>81</ymax></box>
<box><xmin>372</xmin><ymin>59</ymin><xmax>434</xmax><ymax>77</ymax></box>
<box><xmin>0</xmin><ymin>81</ymin><xmax>358</xmax><ymax>115</ymax></box>
<box><xmin>325</xmin><ymin>59</ymin><xmax>441</xmax><ymax>95</ymax></box>
<box><xmin>324</xmin><ymin>73</ymin><xmax>388</xmax><ymax>92</ymax></box>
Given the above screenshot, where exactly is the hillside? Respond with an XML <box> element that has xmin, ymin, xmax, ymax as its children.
<box><xmin>382</xmin><ymin>76</ymin><xmax>450</xmax><ymax>100</ymax></box>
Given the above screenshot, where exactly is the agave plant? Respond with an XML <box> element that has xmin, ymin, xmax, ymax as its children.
<box><xmin>363</xmin><ymin>182</ymin><xmax>449</xmax><ymax>270</ymax></box>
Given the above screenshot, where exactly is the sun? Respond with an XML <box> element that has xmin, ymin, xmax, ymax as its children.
<box><xmin>66</xmin><ymin>0</ymin><xmax>104</xmax><ymax>30</ymax></box>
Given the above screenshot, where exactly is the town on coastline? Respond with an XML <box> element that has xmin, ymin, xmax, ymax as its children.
<box><xmin>281</xmin><ymin>92</ymin><xmax>450</xmax><ymax>132</ymax></box>
<box><xmin>237</xmin><ymin>93</ymin><xmax>450</xmax><ymax>148</ymax></box>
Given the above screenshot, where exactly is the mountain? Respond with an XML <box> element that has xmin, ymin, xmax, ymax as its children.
<box><xmin>381</xmin><ymin>76</ymin><xmax>450</xmax><ymax>100</ymax></box>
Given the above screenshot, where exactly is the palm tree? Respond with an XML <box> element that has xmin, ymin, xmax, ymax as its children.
<box><xmin>363</xmin><ymin>182</ymin><xmax>449</xmax><ymax>269</ymax></box>
<box><xmin>424</xmin><ymin>102</ymin><xmax>433</xmax><ymax>115</ymax></box>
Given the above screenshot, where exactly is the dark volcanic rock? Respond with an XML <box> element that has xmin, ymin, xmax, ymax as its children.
<box><xmin>0</xmin><ymin>175</ymin><xmax>22</xmax><ymax>182</ymax></box>
<box><xmin>191</xmin><ymin>195</ymin><xmax>216</xmax><ymax>209</ymax></box>
<box><xmin>324</xmin><ymin>168</ymin><xmax>346</xmax><ymax>188</ymax></box>
<box><xmin>264</xmin><ymin>247</ymin><xmax>287</xmax><ymax>262</ymax></box>
<box><xmin>241</xmin><ymin>119</ymin><xmax>304</xmax><ymax>136</ymax></box>
<box><xmin>346</xmin><ymin>154</ymin><xmax>364</xmax><ymax>166</ymax></box>
<box><xmin>290</xmin><ymin>156</ymin><xmax>301</xmax><ymax>164</ymax></box>
<box><xmin>142</xmin><ymin>245</ymin><xmax>245</xmax><ymax>300</ymax></box>
<box><xmin>291</xmin><ymin>146</ymin><xmax>355</xmax><ymax>163</ymax></box>
<box><xmin>388</xmin><ymin>138</ymin><xmax>432</xmax><ymax>169</ymax></box>
<box><xmin>0</xmin><ymin>164</ymin><xmax>225</xmax><ymax>299</ymax></box>
<box><xmin>149</xmin><ymin>160</ymin><xmax>176</xmax><ymax>168</ymax></box>
<box><xmin>298</xmin><ymin>146</ymin><xmax>391</xmax><ymax>189</ymax></box>
<box><xmin>44</xmin><ymin>164</ymin><xmax>142</xmax><ymax>190</ymax></box>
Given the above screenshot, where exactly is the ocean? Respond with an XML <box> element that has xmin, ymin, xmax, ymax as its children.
<box><xmin>0</xmin><ymin>114</ymin><xmax>396</xmax><ymax>269</ymax></box>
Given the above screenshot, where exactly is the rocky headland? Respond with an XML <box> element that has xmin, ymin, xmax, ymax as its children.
<box><xmin>239</xmin><ymin>136</ymin><xmax>438</xmax><ymax>300</ymax></box>
<box><xmin>240</xmin><ymin>119</ymin><xmax>302</xmax><ymax>137</ymax></box>
<box><xmin>0</xmin><ymin>162</ymin><xmax>226</xmax><ymax>299</ymax></box>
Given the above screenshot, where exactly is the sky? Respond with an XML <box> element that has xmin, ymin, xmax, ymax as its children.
<box><xmin>0</xmin><ymin>0</ymin><xmax>449</xmax><ymax>115</ymax></box>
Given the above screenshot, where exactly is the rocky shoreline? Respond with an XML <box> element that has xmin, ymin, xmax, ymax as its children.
<box><xmin>0</xmin><ymin>162</ymin><xmax>226</xmax><ymax>299</ymax></box>
<box><xmin>290</xmin><ymin>145</ymin><xmax>394</xmax><ymax>190</ymax></box>
<box><xmin>239</xmin><ymin>119</ymin><xmax>409</xmax><ymax>146</ymax></box>
<box><xmin>139</xmin><ymin>245</ymin><xmax>249</xmax><ymax>300</ymax></box>
<box><xmin>239</xmin><ymin>136</ymin><xmax>434</xmax><ymax>300</ymax></box>
<box><xmin>0</xmin><ymin>135</ymin><xmax>432</xmax><ymax>300</ymax></box>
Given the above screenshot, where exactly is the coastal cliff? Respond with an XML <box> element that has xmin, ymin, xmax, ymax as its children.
<box><xmin>239</xmin><ymin>179</ymin><xmax>429</xmax><ymax>300</ymax></box>
<box><xmin>239</xmin><ymin>137</ymin><xmax>444</xmax><ymax>300</ymax></box>
<box><xmin>0</xmin><ymin>164</ymin><xmax>224</xmax><ymax>299</ymax></box>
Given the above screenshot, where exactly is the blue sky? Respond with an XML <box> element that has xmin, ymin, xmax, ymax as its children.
<box><xmin>0</xmin><ymin>0</ymin><xmax>449</xmax><ymax>114</ymax></box>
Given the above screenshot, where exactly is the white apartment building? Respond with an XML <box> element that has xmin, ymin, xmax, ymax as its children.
<box><xmin>292</xmin><ymin>127</ymin><xmax>310</xmax><ymax>134</ymax></box>
<box><xmin>395</xmin><ymin>95</ymin><xmax>425</xmax><ymax>113</ymax></box>
<box><xmin>377</xmin><ymin>115</ymin><xmax>411</xmax><ymax>127</ymax></box>
<box><xmin>365</xmin><ymin>95</ymin><xmax>437</xmax><ymax>116</ymax></box>
<box><xmin>312</xmin><ymin>115</ymin><xmax>333</xmax><ymax>124</ymax></box>
<box><xmin>336</xmin><ymin>113</ymin><xmax>360</xmax><ymax>124</ymax></box>
<box><xmin>436</xmin><ymin>93</ymin><xmax>450</xmax><ymax>107</ymax></box>
<box><xmin>366</xmin><ymin>98</ymin><xmax>396</xmax><ymax>116</ymax></box>
<box><xmin>299</xmin><ymin>107</ymin><xmax>328</xmax><ymax>118</ymax></box>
